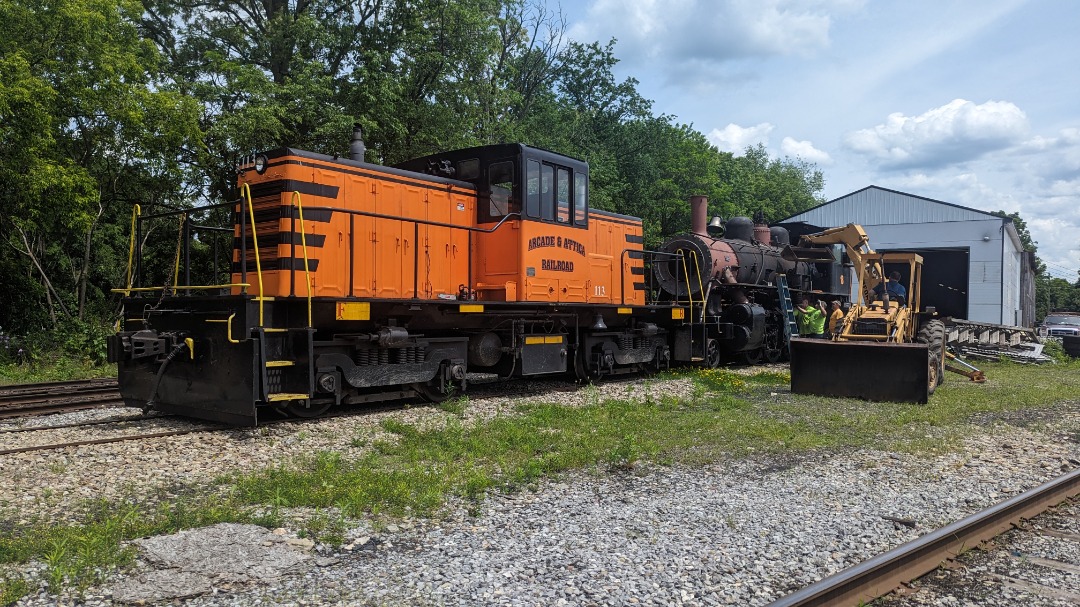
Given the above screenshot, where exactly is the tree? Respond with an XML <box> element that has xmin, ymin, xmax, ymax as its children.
<box><xmin>0</xmin><ymin>0</ymin><xmax>201</xmax><ymax>331</ymax></box>
<box><xmin>991</xmin><ymin>210</ymin><xmax>1045</xmax><ymax>275</ymax></box>
<box><xmin>719</xmin><ymin>144</ymin><xmax>826</xmax><ymax>223</ymax></box>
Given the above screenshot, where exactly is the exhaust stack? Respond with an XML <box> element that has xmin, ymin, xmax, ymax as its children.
<box><xmin>690</xmin><ymin>195</ymin><xmax>709</xmax><ymax>237</ymax></box>
<box><xmin>349</xmin><ymin>123</ymin><xmax>366</xmax><ymax>162</ymax></box>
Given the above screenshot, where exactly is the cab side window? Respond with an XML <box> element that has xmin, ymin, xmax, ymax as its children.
<box><xmin>526</xmin><ymin>160</ymin><xmax>540</xmax><ymax>218</ymax></box>
<box><xmin>556</xmin><ymin>168</ymin><xmax>570</xmax><ymax>223</ymax></box>
<box><xmin>574</xmin><ymin>171</ymin><xmax>587</xmax><ymax>226</ymax></box>
<box><xmin>540</xmin><ymin>164</ymin><xmax>554</xmax><ymax>221</ymax></box>
<box><xmin>487</xmin><ymin>160</ymin><xmax>515</xmax><ymax>217</ymax></box>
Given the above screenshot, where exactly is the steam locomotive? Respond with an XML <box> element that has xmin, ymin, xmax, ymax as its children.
<box><xmin>108</xmin><ymin>127</ymin><xmax>847</xmax><ymax>425</ymax></box>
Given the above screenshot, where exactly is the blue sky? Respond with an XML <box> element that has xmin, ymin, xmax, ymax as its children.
<box><xmin>558</xmin><ymin>0</ymin><xmax>1079</xmax><ymax>281</ymax></box>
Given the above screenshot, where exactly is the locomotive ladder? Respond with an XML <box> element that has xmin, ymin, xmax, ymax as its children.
<box><xmin>775</xmin><ymin>275</ymin><xmax>799</xmax><ymax>346</ymax></box>
<box><xmin>242</xmin><ymin>186</ymin><xmax>318</xmax><ymax>405</ymax></box>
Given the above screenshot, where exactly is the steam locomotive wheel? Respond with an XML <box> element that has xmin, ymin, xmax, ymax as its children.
<box><xmin>285</xmin><ymin>399</ymin><xmax>332</xmax><ymax>418</ymax></box>
<box><xmin>762</xmin><ymin>321</ymin><xmax>784</xmax><ymax>363</ymax></box>
<box><xmin>742</xmin><ymin>349</ymin><xmax>763</xmax><ymax>365</ymax></box>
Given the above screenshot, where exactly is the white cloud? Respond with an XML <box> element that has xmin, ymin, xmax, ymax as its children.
<box><xmin>707</xmin><ymin>122</ymin><xmax>774</xmax><ymax>154</ymax></box>
<box><xmin>569</xmin><ymin>0</ymin><xmax>863</xmax><ymax>87</ymax></box>
<box><xmin>780</xmin><ymin>137</ymin><xmax>832</xmax><ymax>164</ymax></box>
<box><xmin>844</xmin><ymin>99</ymin><xmax>1029</xmax><ymax>170</ymax></box>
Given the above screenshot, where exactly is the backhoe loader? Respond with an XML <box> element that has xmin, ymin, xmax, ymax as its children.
<box><xmin>782</xmin><ymin>224</ymin><xmax>947</xmax><ymax>403</ymax></box>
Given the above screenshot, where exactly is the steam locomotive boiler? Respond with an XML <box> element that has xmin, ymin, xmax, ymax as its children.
<box><xmin>651</xmin><ymin>197</ymin><xmax>840</xmax><ymax>366</ymax></box>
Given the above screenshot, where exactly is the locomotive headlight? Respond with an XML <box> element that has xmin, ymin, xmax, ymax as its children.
<box><xmin>254</xmin><ymin>154</ymin><xmax>269</xmax><ymax>174</ymax></box>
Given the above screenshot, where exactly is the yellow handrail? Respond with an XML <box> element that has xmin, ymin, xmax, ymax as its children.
<box><xmin>110</xmin><ymin>283</ymin><xmax>251</xmax><ymax>294</ymax></box>
<box><xmin>171</xmin><ymin>213</ymin><xmax>186</xmax><ymax>291</ymax></box>
<box><xmin>240</xmin><ymin>182</ymin><xmax>265</xmax><ymax>326</ymax></box>
<box><xmin>206</xmin><ymin>313</ymin><xmax>239</xmax><ymax>344</ymax></box>
<box><xmin>678</xmin><ymin>250</ymin><xmax>694</xmax><ymax>321</ymax></box>
<box><xmin>689</xmin><ymin>249</ymin><xmax>705</xmax><ymax>306</ymax></box>
<box><xmin>291</xmin><ymin>191</ymin><xmax>313</xmax><ymax>328</ymax></box>
<box><xmin>121</xmin><ymin>204</ymin><xmax>141</xmax><ymax>296</ymax></box>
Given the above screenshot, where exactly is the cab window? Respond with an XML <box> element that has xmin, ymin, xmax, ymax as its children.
<box><xmin>540</xmin><ymin>164</ymin><xmax>554</xmax><ymax>220</ymax></box>
<box><xmin>487</xmin><ymin>160</ymin><xmax>515</xmax><ymax>217</ymax></box>
<box><xmin>556</xmin><ymin>168</ymin><xmax>570</xmax><ymax>223</ymax></box>
<box><xmin>574</xmin><ymin>171</ymin><xmax>587</xmax><ymax>226</ymax></box>
<box><xmin>526</xmin><ymin>159</ymin><xmax>540</xmax><ymax>218</ymax></box>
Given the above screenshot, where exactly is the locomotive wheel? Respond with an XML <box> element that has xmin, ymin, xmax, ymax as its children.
<box><xmin>742</xmin><ymin>349</ymin><xmax>763</xmax><ymax>365</ymax></box>
<box><xmin>763</xmin><ymin>346</ymin><xmax>783</xmax><ymax>364</ymax></box>
<box><xmin>572</xmin><ymin>345</ymin><xmax>592</xmax><ymax>382</ymax></box>
<box><xmin>705</xmin><ymin>339</ymin><xmax>721</xmax><ymax>368</ymax></box>
<box><xmin>285</xmin><ymin>399</ymin><xmax>332</xmax><ymax>418</ymax></box>
<box><xmin>413</xmin><ymin>377</ymin><xmax>451</xmax><ymax>403</ymax></box>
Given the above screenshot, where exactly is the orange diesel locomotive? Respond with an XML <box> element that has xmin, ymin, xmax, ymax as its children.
<box><xmin>109</xmin><ymin>127</ymin><xmax>843</xmax><ymax>425</ymax></box>
<box><xmin>110</xmin><ymin>128</ymin><xmax>673</xmax><ymax>425</ymax></box>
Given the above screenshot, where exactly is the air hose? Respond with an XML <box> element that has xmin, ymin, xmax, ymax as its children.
<box><xmin>145</xmin><ymin>341</ymin><xmax>189</xmax><ymax>413</ymax></box>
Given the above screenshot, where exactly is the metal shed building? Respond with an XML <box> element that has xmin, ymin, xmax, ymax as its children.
<box><xmin>778</xmin><ymin>186</ymin><xmax>1030</xmax><ymax>326</ymax></box>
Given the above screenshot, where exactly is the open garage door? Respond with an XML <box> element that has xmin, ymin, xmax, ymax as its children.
<box><xmin>885</xmin><ymin>248</ymin><xmax>969</xmax><ymax>319</ymax></box>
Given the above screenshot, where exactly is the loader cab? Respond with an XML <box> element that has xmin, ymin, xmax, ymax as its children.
<box><xmin>394</xmin><ymin>144</ymin><xmax>589</xmax><ymax>228</ymax></box>
<box><xmin>866</xmin><ymin>253</ymin><xmax>923</xmax><ymax>313</ymax></box>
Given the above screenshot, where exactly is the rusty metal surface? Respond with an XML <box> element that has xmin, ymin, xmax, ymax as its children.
<box><xmin>789</xmin><ymin>338</ymin><xmax>930</xmax><ymax>403</ymax></box>
<box><xmin>767</xmin><ymin>467</ymin><xmax>1080</xmax><ymax>607</ymax></box>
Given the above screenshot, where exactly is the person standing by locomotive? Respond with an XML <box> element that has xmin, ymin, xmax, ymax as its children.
<box><xmin>827</xmin><ymin>300</ymin><xmax>844</xmax><ymax>338</ymax></box>
<box><xmin>794</xmin><ymin>297</ymin><xmax>827</xmax><ymax>338</ymax></box>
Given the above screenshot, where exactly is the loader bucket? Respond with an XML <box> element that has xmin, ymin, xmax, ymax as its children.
<box><xmin>789</xmin><ymin>338</ymin><xmax>931</xmax><ymax>404</ymax></box>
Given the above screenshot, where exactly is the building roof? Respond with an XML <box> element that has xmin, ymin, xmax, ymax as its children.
<box><xmin>779</xmin><ymin>185</ymin><xmax>1007</xmax><ymax>225</ymax></box>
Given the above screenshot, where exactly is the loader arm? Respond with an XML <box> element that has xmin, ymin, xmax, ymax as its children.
<box><xmin>796</xmin><ymin>223</ymin><xmax>882</xmax><ymax>304</ymax></box>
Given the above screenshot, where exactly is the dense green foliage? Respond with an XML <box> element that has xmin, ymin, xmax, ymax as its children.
<box><xmin>0</xmin><ymin>0</ymin><xmax>831</xmax><ymax>355</ymax></box>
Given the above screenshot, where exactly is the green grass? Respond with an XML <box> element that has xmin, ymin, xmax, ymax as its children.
<box><xmin>0</xmin><ymin>360</ymin><xmax>114</xmax><ymax>385</ymax></box>
<box><xmin>0</xmin><ymin>357</ymin><xmax>1076</xmax><ymax>603</ymax></box>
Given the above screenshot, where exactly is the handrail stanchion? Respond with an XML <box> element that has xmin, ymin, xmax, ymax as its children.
<box><xmin>240</xmin><ymin>183</ymin><xmax>265</xmax><ymax>326</ymax></box>
<box><xmin>291</xmin><ymin>191</ymin><xmax>313</xmax><ymax>328</ymax></box>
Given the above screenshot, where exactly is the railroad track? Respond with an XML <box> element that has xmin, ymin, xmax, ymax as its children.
<box><xmin>0</xmin><ymin>415</ymin><xmax>223</xmax><ymax>456</ymax></box>
<box><xmin>767</xmin><ymin>468</ymin><xmax>1080</xmax><ymax>606</ymax></box>
<box><xmin>0</xmin><ymin>378</ymin><xmax>122</xmax><ymax>419</ymax></box>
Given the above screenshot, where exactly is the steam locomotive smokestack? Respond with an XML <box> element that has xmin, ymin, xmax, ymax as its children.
<box><xmin>349</xmin><ymin>123</ymin><xmax>366</xmax><ymax>162</ymax></box>
<box><xmin>690</xmin><ymin>195</ymin><xmax>709</xmax><ymax>237</ymax></box>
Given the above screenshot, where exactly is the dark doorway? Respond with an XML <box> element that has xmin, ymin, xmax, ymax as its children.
<box><xmin>884</xmin><ymin>248</ymin><xmax>969</xmax><ymax>319</ymax></box>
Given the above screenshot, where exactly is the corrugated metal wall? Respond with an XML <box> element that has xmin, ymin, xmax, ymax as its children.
<box><xmin>780</xmin><ymin>187</ymin><xmax>1026</xmax><ymax>325</ymax></box>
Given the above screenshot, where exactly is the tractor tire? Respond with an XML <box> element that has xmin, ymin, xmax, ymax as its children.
<box><xmin>917</xmin><ymin>319</ymin><xmax>947</xmax><ymax>391</ymax></box>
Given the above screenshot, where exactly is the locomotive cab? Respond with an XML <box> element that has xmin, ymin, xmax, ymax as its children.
<box><xmin>396</xmin><ymin>145</ymin><xmax>644</xmax><ymax>306</ymax></box>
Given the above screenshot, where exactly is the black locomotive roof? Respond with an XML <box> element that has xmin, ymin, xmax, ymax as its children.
<box><xmin>259</xmin><ymin>147</ymin><xmax>477</xmax><ymax>190</ymax></box>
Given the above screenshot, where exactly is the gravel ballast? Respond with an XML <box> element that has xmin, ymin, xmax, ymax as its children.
<box><xmin>2</xmin><ymin>371</ymin><xmax>1079</xmax><ymax>606</ymax></box>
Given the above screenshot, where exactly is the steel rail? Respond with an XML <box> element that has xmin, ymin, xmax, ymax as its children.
<box><xmin>767</xmin><ymin>467</ymin><xmax>1080</xmax><ymax>607</ymax></box>
<box><xmin>0</xmin><ymin>414</ymin><xmax>156</xmax><ymax>435</ymax></box>
<box><xmin>0</xmin><ymin>426</ymin><xmax>223</xmax><ymax>456</ymax></box>
<box><xmin>0</xmin><ymin>397</ymin><xmax>125</xmax><ymax>420</ymax></box>
<box><xmin>0</xmin><ymin>389</ymin><xmax>122</xmax><ymax>408</ymax></box>
<box><xmin>0</xmin><ymin>378</ymin><xmax>117</xmax><ymax>397</ymax></box>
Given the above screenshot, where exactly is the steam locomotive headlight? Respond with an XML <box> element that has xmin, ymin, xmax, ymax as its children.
<box><xmin>254</xmin><ymin>154</ymin><xmax>269</xmax><ymax>174</ymax></box>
